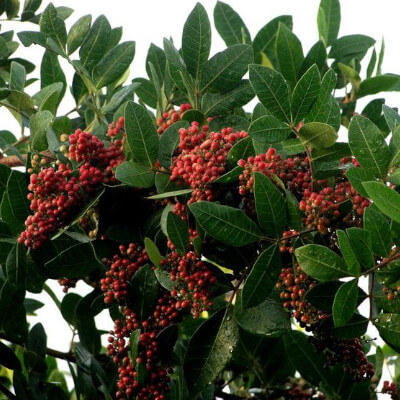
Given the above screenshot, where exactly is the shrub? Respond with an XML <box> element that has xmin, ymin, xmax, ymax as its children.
<box><xmin>0</xmin><ymin>0</ymin><xmax>400</xmax><ymax>399</ymax></box>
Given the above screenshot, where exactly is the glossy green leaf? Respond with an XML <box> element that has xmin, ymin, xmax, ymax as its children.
<box><xmin>67</xmin><ymin>14</ymin><xmax>92</xmax><ymax>55</ymax></box>
<box><xmin>93</xmin><ymin>41</ymin><xmax>135</xmax><ymax>88</ymax></box>
<box><xmin>163</xmin><ymin>38</ymin><xmax>190</xmax><ymax>92</ymax></box>
<box><xmin>254</xmin><ymin>172</ymin><xmax>286</xmax><ymax>237</ymax></box>
<box><xmin>189</xmin><ymin>201</ymin><xmax>262</xmax><ymax>246</ymax></box>
<box><xmin>298</xmin><ymin>122</ymin><xmax>337</xmax><ymax>149</ymax></box>
<box><xmin>306</xmin><ymin>281</ymin><xmax>366</xmax><ymax>312</ymax></box>
<box><xmin>358</xmin><ymin>75</ymin><xmax>400</xmax><ymax>98</ymax></box>
<box><xmin>124</xmin><ymin>101</ymin><xmax>159</xmax><ymax>167</ymax></box>
<box><xmin>390</xmin><ymin>125</ymin><xmax>400</xmax><ymax>168</ymax></box>
<box><xmin>249</xmin><ymin>64</ymin><xmax>291</xmax><ymax>122</ymax></box>
<box><xmin>345</xmin><ymin>167</ymin><xmax>374</xmax><ymax>198</ymax></box>
<box><xmin>158</xmin><ymin>120</ymin><xmax>189</xmax><ymax>168</ymax></box>
<box><xmin>291</xmin><ymin>64</ymin><xmax>321</xmax><ymax>124</ymax></box>
<box><xmin>184</xmin><ymin>308</ymin><xmax>238</xmax><ymax>395</ymax></box>
<box><xmin>0</xmin><ymin>341</ymin><xmax>21</xmax><ymax>371</ymax></box>
<box><xmin>147</xmin><ymin>189</ymin><xmax>193</xmax><ymax>200</ymax></box>
<box><xmin>329</xmin><ymin>35</ymin><xmax>375</xmax><ymax>62</ymax></box>
<box><xmin>300</xmin><ymin>40</ymin><xmax>327</xmax><ymax>75</ymax></box>
<box><xmin>201</xmin><ymin>80</ymin><xmax>254</xmax><ymax>116</ymax></box>
<box><xmin>364</xmin><ymin>207</ymin><xmax>391</xmax><ymax>257</ymax></box>
<box><xmin>336</xmin><ymin>229</ymin><xmax>361</xmax><ymax>276</ymax></box>
<box><xmin>333</xmin><ymin>279</ymin><xmax>358</xmax><ymax>327</ymax></box>
<box><xmin>60</xmin><ymin>293</ymin><xmax>81</xmax><ymax>327</ymax></box>
<box><xmin>382</xmin><ymin>105</ymin><xmax>400</xmax><ymax>132</ymax></box>
<box><xmin>242</xmin><ymin>244</ymin><xmax>281</xmax><ymax>308</ymax></box>
<box><xmin>348</xmin><ymin>115</ymin><xmax>390</xmax><ymax>178</ymax></box>
<box><xmin>6</xmin><ymin>243</ymin><xmax>27</xmax><ymax>290</ymax></box>
<box><xmin>227</xmin><ymin>136</ymin><xmax>254</xmax><ymax>165</ymax></box>
<box><xmin>45</xmin><ymin>242</ymin><xmax>103</xmax><ymax>278</ymax></box>
<box><xmin>253</xmin><ymin>15</ymin><xmax>293</xmax><ymax>66</ymax></box>
<box><xmin>166</xmin><ymin>212</ymin><xmax>189</xmax><ymax>253</ymax></box>
<box><xmin>115</xmin><ymin>161</ymin><xmax>154</xmax><ymax>188</ymax></box>
<box><xmin>182</xmin><ymin>3</ymin><xmax>211</xmax><ymax>81</ymax></box>
<box><xmin>144</xmin><ymin>238</ymin><xmax>162</xmax><ymax>267</ymax></box>
<box><xmin>75</xmin><ymin>291</ymin><xmax>101</xmax><ymax>354</ymax></box>
<box><xmin>213</xmin><ymin>1</ymin><xmax>251</xmax><ymax>46</ymax></box>
<box><xmin>284</xmin><ymin>331</ymin><xmax>330</xmax><ymax>386</ymax></box>
<box><xmin>275</xmin><ymin>22</ymin><xmax>304</xmax><ymax>85</ymax></box>
<box><xmin>10</xmin><ymin>62</ymin><xmax>26</xmax><ymax>92</ymax></box>
<box><xmin>33</xmin><ymin>82</ymin><xmax>63</xmax><ymax>114</ymax></box>
<box><xmin>129</xmin><ymin>265</ymin><xmax>159</xmax><ymax>320</ymax></box>
<box><xmin>200</xmin><ymin>44</ymin><xmax>253</xmax><ymax>92</ymax></box>
<box><xmin>235</xmin><ymin>294</ymin><xmax>290</xmax><ymax>336</ymax></box>
<box><xmin>39</xmin><ymin>3</ymin><xmax>67</xmax><ymax>51</ymax></box>
<box><xmin>146</xmin><ymin>43</ymin><xmax>166</xmax><ymax>82</ymax></box>
<box><xmin>317</xmin><ymin>0</ymin><xmax>341</xmax><ymax>46</ymax></box>
<box><xmin>1</xmin><ymin>170</ymin><xmax>29</xmax><ymax>235</ymax></box>
<box><xmin>248</xmin><ymin>115</ymin><xmax>291</xmax><ymax>144</ymax></box>
<box><xmin>295</xmin><ymin>244</ymin><xmax>350</xmax><ymax>281</ymax></box>
<box><xmin>129</xmin><ymin>329</ymin><xmax>141</xmax><ymax>366</ymax></box>
<box><xmin>30</xmin><ymin>110</ymin><xmax>53</xmax><ymax>152</ymax></box>
<box><xmin>79</xmin><ymin>15</ymin><xmax>111</xmax><ymax>71</ymax></box>
<box><xmin>363</xmin><ymin>181</ymin><xmax>400</xmax><ymax>223</ymax></box>
<box><xmin>307</xmin><ymin>69</ymin><xmax>340</xmax><ymax>130</ymax></box>
<box><xmin>103</xmin><ymin>83</ymin><xmax>139</xmax><ymax>114</ymax></box>
<box><xmin>374</xmin><ymin>313</ymin><xmax>400</xmax><ymax>350</ymax></box>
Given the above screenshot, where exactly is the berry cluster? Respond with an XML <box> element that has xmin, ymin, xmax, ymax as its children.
<box><xmin>310</xmin><ymin>333</ymin><xmax>374</xmax><ymax>381</ymax></box>
<box><xmin>383</xmin><ymin>285</ymin><xmax>400</xmax><ymax>301</ymax></box>
<box><xmin>238</xmin><ymin>148</ymin><xmax>311</xmax><ymax>197</ymax></box>
<box><xmin>18</xmin><ymin>122</ymin><xmax>125</xmax><ymax>249</ymax></box>
<box><xmin>156</xmin><ymin>103</ymin><xmax>191</xmax><ymax>134</ymax></box>
<box><xmin>101</xmin><ymin>243</ymin><xmax>150</xmax><ymax>304</ymax></box>
<box><xmin>383</xmin><ymin>381</ymin><xmax>399</xmax><ymax>400</ymax></box>
<box><xmin>108</xmin><ymin>299</ymin><xmax>178</xmax><ymax>400</ymax></box>
<box><xmin>284</xmin><ymin>381</ymin><xmax>325</xmax><ymax>400</ymax></box>
<box><xmin>102</xmin><ymin>237</ymin><xmax>216</xmax><ymax>399</ymax></box>
<box><xmin>279</xmin><ymin>229</ymin><xmax>301</xmax><ymax>253</ymax></box>
<box><xmin>276</xmin><ymin>263</ymin><xmax>327</xmax><ymax>325</ymax></box>
<box><xmin>170</xmin><ymin>122</ymin><xmax>248</xmax><ymax>203</ymax></box>
<box><xmin>299</xmin><ymin>180</ymin><xmax>370</xmax><ymax>234</ymax></box>
<box><xmin>162</xmin><ymin>248</ymin><xmax>216</xmax><ymax>318</ymax></box>
<box><xmin>58</xmin><ymin>277</ymin><xmax>78</xmax><ymax>293</ymax></box>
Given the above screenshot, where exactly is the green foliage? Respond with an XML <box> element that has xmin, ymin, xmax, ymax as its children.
<box><xmin>0</xmin><ymin>1</ymin><xmax>400</xmax><ymax>399</ymax></box>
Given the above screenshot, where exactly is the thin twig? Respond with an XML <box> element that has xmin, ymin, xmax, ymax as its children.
<box><xmin>363</xmin><ymin>252</ymin><xmax>400</xmax><ymax>276</ymax></box>
<box><xmin>0</xmin><ymin>333</ymin><xmax>76</xmax><ymax>363</ymax></box>
<box><xmin>0</xmin><ymin>155</ymin><xmax>26</xmax><ymax>167</ymax></box>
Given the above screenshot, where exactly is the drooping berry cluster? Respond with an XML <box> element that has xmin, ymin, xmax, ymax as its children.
<box><xmin>170</xmin><ymin>122</ymin><xmax>248</xmax><ymax>203</ymax></box>
<box><xmin>58</xmin><ymin>277</ymin><xmax>78</xmax><ymax>293</ymax></box>
<box><xmin>101</xmin><ymin>243</ymin><xmax>150</xmax><ymax>304</ymax></box>
<box><xmin>108</xmin><ymin>299</ymin><xmax>178</xmax><ymax>400</ymax></box>
<box><xmin>276</xmin><ymin>263</ymin><xmax>327</xmax><ymax>325</ymax></box>
<box><xmin>102</xmin><ymin>237</ymin><xmax>216</xmax><ymax>399</ymax></box>
<box><xmin>156</xmin><ymin>103</ymin><xmax>191</xmax><ymax>134</ymax></box>
<box><xmin>238</xmin><ymin>148</ymin><xmax>311</xmax><ymax>197</ymax></box>
<box><xmin>310</xmin><ymin>333</ymin><xmax>374</xmax><ymax>381</ymax></box>
<box><xmin>383</xmin><ymin>381</ymin><xmax>399</xmax><ymax>400</ymax></box>
<box><xmin>299</xmin><ymin>180</ymin><xmax>370</xmax><ymax>234</ymax></box>
<box><xmin>18</xmin><ymin>121</ymin><xmax>125</xmax><ymax>249</ymax></box>
<box><xmin>162</xmin><ymin>248</ymin><xmax>216</xmax><ymax>318</ymax></box>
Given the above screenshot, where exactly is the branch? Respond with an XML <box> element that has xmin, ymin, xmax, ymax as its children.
<box><xmin>0</xmin><ymin>382</ymin><xmax>17</xmax><ymax>400</ymax></box>
<box><xmin>0</xmin><ymin>333</ymin><xmax>76</xmax><ymax>363</ymax></box>
<box><xmin>363</xmin><ymin>252</ymin><xmax>400</xmax><ymax>276</ymax></box>
<box><xmin>215</xmin><ymin>391</ymin><xmax>247</xmax><ymax>400</ymax></box>
<box><xmin>0</xmin><ymin>155</ymin><xmax>26</xmax><ymax>167</ymax></box>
